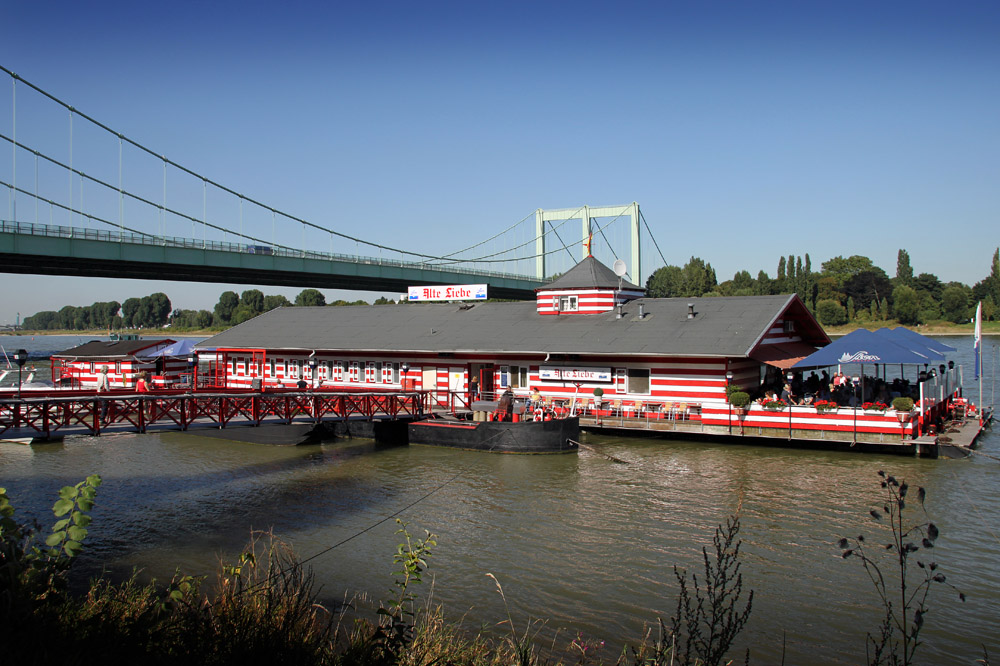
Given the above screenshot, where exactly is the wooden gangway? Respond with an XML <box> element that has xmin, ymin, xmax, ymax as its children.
<box><xmin>0</xmin><ymin>388</ymin><xmax>426</xmax><ymax>439</ymax></box>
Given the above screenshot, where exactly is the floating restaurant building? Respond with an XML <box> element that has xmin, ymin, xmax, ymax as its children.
<box><xmin>198</xmin><ymin>256</ymin><xmax>843</xmax><ymax>430</ymax></box>
<box><xmin>51</xmin><ymin>338</ymin><xmax>187</xmax><ymax>389</ymax></box>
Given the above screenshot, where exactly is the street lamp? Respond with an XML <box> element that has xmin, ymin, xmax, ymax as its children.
<box><xmin>786</xmin><ymin>371</ymin><xmax>795</xmax><ymax>439</ymax></box>
<box><xmin>725</xmin><ymin>371</ymin><xmax>734</xmax><ymax>434</ymax></box>
<box><xmin>187</xmin><ymin>353</ymin><xmax>197</xmax><ymax>389</ymax></box>
<box><xmin>12</xmin><ymin>348</ymin><xmax>28</xmax><ymax>398</ymax></box>
<box><xmin>401</xmin><ymin>362</ymin><xmax>409</xmax><ymax>390</ymax></box>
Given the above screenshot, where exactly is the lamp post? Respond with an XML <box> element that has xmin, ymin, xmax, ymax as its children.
<box><xmin>786</xmin><ymin>371</ymin><xmax>794</xmax><ymax>439</ymax></box>
<box><xmin>401</xmin><ymin>363</ymin><xmax>409</xmax><ymax>391</ymax></box>
<box><xmin>308</xmin><ymin>358</ymin><xmax>317</xmax><ymax>389</ymax></box>
<box><xmin>187</xmin><ymin>353</ymin><xmax>197</xmax><ymax>390</ymax></box>
<box><xmin>13</xmin><ymin>348</ymin><xmax>28</xmax><ymax>399</ymax></box>
<box><xmin>726</xmin><ymin>370</ymin><xmax>734</xmax><ymax>435</ymax></box>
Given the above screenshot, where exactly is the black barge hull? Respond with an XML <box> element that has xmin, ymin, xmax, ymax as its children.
<box><xmin>408</xmin><ymin>417</ymin><xmax>579</xmax><ymax>454</ymax></box>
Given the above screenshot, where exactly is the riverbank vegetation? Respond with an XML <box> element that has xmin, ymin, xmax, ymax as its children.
<box><xmin>2</xmin><ymin>479</ymin><xmax>755</xmax><ymax>665</ymax></box>
<box><xmin>3</xmin><ymin>471</ymin><xmax>983</xmax><ymax>665</ymax></box>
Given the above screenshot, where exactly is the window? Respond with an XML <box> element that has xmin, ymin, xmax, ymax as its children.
<box><xmin>89</xmin><ymin>362</ymin><xmax>95</xmax><ymax>373</ymax></box>
<box><xmin>240</xmin><ymin>360</ymin><xmax>247</xmax><ymax>375</ymax></box>
<box><xmin>334</xmin><ymin>361</ymin><xmax>344</xmax><ymax>381</ymax></box>
<box><xmin>499</xmin><ymin>366</ymin><xmax>509</xmax><ymax>388</ymax></box>
<box><xmin>627</xmin><ymin>368</ymin><xmax>650</xmax><ymax>394</ymax></box>
<box><xmin>559</xmin><ymin>295</ymin><xmax>578</xmax><ymax>312</ymax></box>
<box><xmin>366</xmin><ymin>362</ymin><xmax>377</xmax><ymax>383</ymax></box>
<box><xmin>268</xmin><ymin>358</ymin><xmax>275</xmax><ymax>377</ymax></box>
<box><xmin>511</xmin><ymin>365</ymin><xmax>528</xmax><ymax>388</ymax></box>
<box><xmin>391</xmin><ymin>362</ymin><xmax>400</xmax><ymax>384</ymax></box>
<box><xmin>349</xmin><ymin>361</ymin><xmax>360</xmax><ymax>382</ymax></box>
<box><xmin>290</xmin><ymin>360</ymin><xmax>301</xmax><ymax>379</ymax></box>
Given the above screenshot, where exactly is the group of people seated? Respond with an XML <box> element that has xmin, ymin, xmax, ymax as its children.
<box><xmin>756</xmin><ymin>369</ymin><xmax>919</xmax><ymax>408</ymax></box>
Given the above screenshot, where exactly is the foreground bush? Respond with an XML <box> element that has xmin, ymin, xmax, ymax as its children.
<box><xmin>3</xmin><ymin>477</ymin><xmax>757</xmax><ymax>665</ymax></box>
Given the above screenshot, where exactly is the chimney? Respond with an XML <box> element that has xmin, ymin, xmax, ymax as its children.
<box><xmin>687</xmin><ymin>303</ymin><xmax>695</xmax><ymax>320</ymax></box>
<box><xmin>638</xmin><ymin>304</ymin><xmax>644</xmax><ymax>319</ymax></box>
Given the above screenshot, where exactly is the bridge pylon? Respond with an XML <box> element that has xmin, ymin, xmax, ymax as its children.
<box><xmin>534</xmin><ymin>203</ymin><xmax>641</xmax><ymax>283</ymax></box>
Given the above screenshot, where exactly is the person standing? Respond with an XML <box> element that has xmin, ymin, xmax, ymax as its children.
<box><xmin>96</xmin><ymin>366</ymin><xmax>109</xmax><ymax>392</ymax></box>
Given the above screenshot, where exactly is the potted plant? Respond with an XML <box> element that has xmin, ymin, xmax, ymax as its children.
<box><xmin>592</xmin><ymin>387</ymin><xmax>604</xmax><ymax>414</ymax></box>
<box><xmin>762</xmin><ymin>398</ymin><xmax>787</xmax><ymax>411</ymax></box>
<box><xmin>892</xmin><ymin>397</ymin><xmax>914</xmax><ymax>422</ymax></box>
<box><xmin>728</xmin><ymin>391</ymin><xmax>751</xmax><ymax>415</ymax></box>
<box><xmin>862</xmin><ymin>401</ymin><xmax>888</xmax><ymax>413</ymax></box>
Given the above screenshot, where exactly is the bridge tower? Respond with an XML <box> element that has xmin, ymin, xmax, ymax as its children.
<box><xmin>534</xmin><ymin>203</ymin><xmax>641</xmax><ymax>283</ymax></box>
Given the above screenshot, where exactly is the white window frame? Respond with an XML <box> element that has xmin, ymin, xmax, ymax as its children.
<box><xmin>559</xmin><ymin>295</ymin><xmax>578</xmax><ymax>312</ymax></box>
<box><xmin>627</xmin><ymin>368</ymin><xmax>651</xmax><ymax>395</ymax></box>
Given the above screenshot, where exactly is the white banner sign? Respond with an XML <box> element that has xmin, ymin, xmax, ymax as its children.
<box><xmin>539</xmin><ymin>365</ymin><xmax>612</xmax><ymax>382</ymax></box>
<box><xmin>408</xmin><ymin>284</ymin><xmax>488</xmax><ymax>302</ymax></box>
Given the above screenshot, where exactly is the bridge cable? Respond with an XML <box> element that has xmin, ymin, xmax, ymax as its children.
<box><xmin>1</xmin><ymin>67</ymin><xmax>641</xmax><ymax>274</ymax></box>
<box><xmin>639</xmin><ymin>207</ymin><xmax>669</xmax><ymax>268</ymax></box>
<box><xmin>0</xmin><ymin>66</ymin><xmax>544</xmax><ymax>267</ymax></box>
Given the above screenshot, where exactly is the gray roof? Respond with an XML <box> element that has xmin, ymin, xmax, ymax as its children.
<box><xmin>539</xmin><ymin>255</ymin><xmax>641</xmax><ymax>291</ymax></box>
<box><xmin>199</xmin><ymin>295</ymin><xmax>814</xmax><ymax>359</ymax></box>
<box><xmin>53</xmin><ymin>338</ymin><xmax>174</xmax><ymax>359</ymax></box>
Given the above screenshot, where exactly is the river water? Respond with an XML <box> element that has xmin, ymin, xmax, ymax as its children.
<box><xmin>2</xmin><ymin>335</ymin><xmax>998</xmax><ymax>664</ymax></box>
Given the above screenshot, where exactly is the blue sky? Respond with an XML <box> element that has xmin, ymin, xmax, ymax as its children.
<box><xmin>1</xmin><ymin>0</ymin><xmax>998</xmax><ymax>324</ymax></box>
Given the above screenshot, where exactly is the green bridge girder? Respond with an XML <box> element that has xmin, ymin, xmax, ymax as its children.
<box><xmin>0</xmin><ymin>222</ymin><xmax>545</xmax><ymax>299</ymax></box>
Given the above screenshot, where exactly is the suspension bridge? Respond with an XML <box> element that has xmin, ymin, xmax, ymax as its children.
<box><xmin>0</xmin><ymin>66</ymin><xmax>667</xmax><ymax>298</ymax></box>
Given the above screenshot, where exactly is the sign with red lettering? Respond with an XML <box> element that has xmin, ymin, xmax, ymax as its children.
<box><xmin>539</xmin><ymin>366</ymin><xmax>612</xmax><ymax>382</ymax></box>
<box><xmin>407</xmin><ymin>284</ymin><xmax>488</xmax><ymax>302</ymax></box>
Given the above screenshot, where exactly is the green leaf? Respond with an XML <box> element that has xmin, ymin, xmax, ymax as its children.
<box><xmin>45</xmin><ymin>532</ymin><xmax>65</xmax><ymax>546</ymax></box>
<box><xmin>76</xmin><ymin>499</ymin><xmax>94</xmax><ymax>512</ymax></box>
<box><xmin>53</xmin><ymin>499</ymin><xmax>75</xmax><ymax>517</ymax></box>
<box><xmin>58</xmin><ymin>486</ymin><xmax>79</xmax><ymax>501</ymax></box>
<box><xmin>53</xmin><ymin>518</ymin><xmax>70</xmax><ymax>531</ymax></box>
<box><xmin>63</xmin><ymin>540</ymin><xmax>83</xmax><ymax>556</ymax></box>
<box><xmin>72</xmin><ymin>513</ymin><xmax>92</xmax><ymax>527</ymax></box>
<box><xmin>67</xmin><ymin>525</ymin><xmax>88</xmax><ymax>542</ymax></box>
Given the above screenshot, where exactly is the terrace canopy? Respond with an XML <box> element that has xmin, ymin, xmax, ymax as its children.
<box><xmin>791</xmin><ymin>328</ymin><xmax>944</xmax><ymax>370</ymax></box>
<box><xmin>876</xmin><ymin>327</ymin><xmax>956</xmax><ymax>354</ymax></box>
<box><xmin>146</xmin><ymin>339</ymin><xmax>200</xmax><ymax>357</ymax></box>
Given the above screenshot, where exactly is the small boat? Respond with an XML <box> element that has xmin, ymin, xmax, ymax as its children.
<box><xmin>408</xmin><ymin>415</ymin><xmax>580</xmax><ymax>454</ymax></box>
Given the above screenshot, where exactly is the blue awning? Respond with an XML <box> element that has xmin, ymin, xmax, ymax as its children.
<box><xmin>885</xmin><ymin>327</ymin><xmax>956</xmax><ymax>354</ymax></box>
<box><xmin>791</xmin><ymin>329</ymin><xmax>943</xmax><ymax>369</ymax></box>
<box><xmin>146</xmin><ymin>339</ymin><xmax>201</xmax><ymax>357</ymax></box>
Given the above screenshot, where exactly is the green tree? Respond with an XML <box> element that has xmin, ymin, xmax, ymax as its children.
<box><xmin>214</xmin><ymin>291</ymin><xmax>239</xmax><ymax>324</ymax></box>
<box><xmin>844</xmin><ymin>269</ymin><xmax>892</xmax><ymax>312</ymax></box>
<box><xmin>893</xmin><ymin>285</ymin><xmax>921</xmax><ymax>325</ymax></box>
<box><xmin>294</xmin><ymin>289</ymin><xmax>326</xmax><ymax>307</ymax></box>
<box><xmin>940</xmin><ymin>285</ymin><xmax>970</xmax><ymax>323</ymax></box>
<box><xmin>681</xmin><ymin>256</ymin><xmax>717</xmax><ymax>296</ymax></box>
<box><xmin>816</xmin><ymin>299</ymin><xmax>847</xmax><ymax>326</ymax></box>
<box><xmin>262</xmin><ymin>294</ymin><xmax>292</xmax><ymax>311</ymax></box>
<box><xmin>912</xmin><ymin>273</ymin><xmax>943</xmax><ymax>302</ymax></box>
<box><xmin>847</xmin><ymin>296</ymin><xmax>856</xmax><ymax>321</ymax></box>
<box><xmin>121</xmin><ymin>298</ymin><xmax>141</xmax><ymax>328</ymax></box>
<box><xmin>896</xmin><ymin>249</ymin><xmax>913</xmax><ymax>286</ymax></box>
<box><xmin>821</xmin><ymin>255</ymin><xmax>876</xmax><ymax>288</ymax></box>
<box><xmin>646</xmin><ymin>265</ymin><xmax>685</xmax><ymax>298</ymax></box>
<box><xmin>240</xmin><ymin>289</ymin><xmax>264</xmax><ymax>314</ymax></box>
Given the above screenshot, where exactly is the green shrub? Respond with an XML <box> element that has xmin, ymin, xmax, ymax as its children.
<box><xmin>727</xmin><ymin>391</ymin><xmax>751</xmax><ymax>408</ymax></box>
<box><xmin>892</xmin><ymin>397</ymin><xmax>914</xmax><ymax>412</ymax></box>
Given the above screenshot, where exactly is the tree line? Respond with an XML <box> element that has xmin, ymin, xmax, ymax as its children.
<box><xmin>22</xmin><ymin>247</ymin><xmax>1000</xmax><ymax>331</ymax></box>
<box><xmin>21</xmin><ymin>288</ymin><xmax>395</xmax><ymax>331</ymax></box>
<box><xmin>644</xmin><ymin>247</ymin><xmax>1000</xmax><ymax>326</ymax></box>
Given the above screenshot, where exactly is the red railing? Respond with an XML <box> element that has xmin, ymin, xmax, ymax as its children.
<box><xmin>0</xmin><ymin>389</ymin><xmax>426</xmax><ymax>438</ymax></box>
